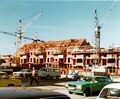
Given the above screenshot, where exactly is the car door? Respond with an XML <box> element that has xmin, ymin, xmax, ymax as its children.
<box><xmin>86</xmin><ymin>77</ymin><xmax>99</xmax><ymax>92</ymax></box>
<box><xmin>0</xmin><ymin>73</ymin><xmax>11</xmax><ymax>87</ymax></box>
<box><xmin>95</xmin><ymin>77</ymin><xmax>108</xmax><ymax>92</ymax></box>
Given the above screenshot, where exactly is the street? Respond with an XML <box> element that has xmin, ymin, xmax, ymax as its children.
<box><xmin>31</xmin><ymin>84</ymin><xmax>97</xmax><ymax>99</ymax></box>
<box><xmin>20</xmin><ymin>77</ymin><xmax>97</xmax><ymax>99</ymax></box>
<box><xmin>11</xmin><ymin>74</ymin><xmax>120</xmax><ymax>99</ymax></box>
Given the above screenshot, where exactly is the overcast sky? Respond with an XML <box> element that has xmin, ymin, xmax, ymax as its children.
<box><xmin>0</xmin><ymin>0</ymin><xmax>120</xmax><ymax>55</ymax></box>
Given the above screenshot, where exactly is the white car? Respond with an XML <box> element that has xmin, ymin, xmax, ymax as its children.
<box><xmin>97</xmin><ymin>83</ymin><xmax>120</xmax><ymax>99</ymax></box>
<box><xmin>13</xmin><ymin>69</ymin><xmax>32</xmax><ymax>78</ymax></box>
<box><xmin>67</xmin><ymin>73</ymin><xmax>80</xmax><ymax>80</ymax></box>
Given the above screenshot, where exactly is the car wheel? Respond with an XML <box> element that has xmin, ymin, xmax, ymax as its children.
<box><xmin>46</xmin><ymin>75</ymin><xmax>51</xmax><ymax>79</ymax></box>
<box><xmin>56</xmin><ymin>76</ymin><xmax>60</xmax><ymax>79</ymax></box>
<box><xmin>69</xmin><ymin>91</ymin><xmax>73</xmax><ymax>94</ymax></box>
<box><xmin>8</xmin><ymin>84</ymin><xmax>15</xmax><ymax>87</ymax></box>
<box><xmin>83</xmin><ymin>88</ymin><xmax>91</xmax><ymax>97</ymax></box>
<box><xmin>20</xmin><ymin>74</ymin><xmax>24</xmax><ymax>77</ymax></box>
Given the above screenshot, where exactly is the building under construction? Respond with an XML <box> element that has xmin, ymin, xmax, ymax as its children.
<box><xmin>17</xmin><ymin>38</ymin><xmax>120</xmax><ymax>75</ymax></box>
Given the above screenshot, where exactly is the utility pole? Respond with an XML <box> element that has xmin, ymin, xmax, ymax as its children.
<box><xmin>94</xmin><ymin>10</ymin><xmax>101</xmax><ymax>66</ymax></box>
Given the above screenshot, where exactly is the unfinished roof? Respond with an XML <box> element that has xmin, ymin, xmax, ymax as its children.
<box><xmin>20</xmin><ymin>38</ymin><xmax>91</xmax><ymax>52</ymax></box>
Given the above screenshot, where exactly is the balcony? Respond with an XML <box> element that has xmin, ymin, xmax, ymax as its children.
<box><xmin>53</xmin><ymin>51</ymin><xmax>62</xmax><ymax>55</ymax></box>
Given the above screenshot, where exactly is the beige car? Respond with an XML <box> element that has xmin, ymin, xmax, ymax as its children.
<box><xmin>0</xmin><ymin>72</ymin><xmax>21</xmax><ymax>87</ymax></box>
<box><xmin>38</xmin><ymin>67</ymin><xmax>61</xmax><ymax>79</ymax></box>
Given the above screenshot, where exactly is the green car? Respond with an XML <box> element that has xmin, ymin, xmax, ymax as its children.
<box><xmin>66</xmin><ymin>76</ymin><xmax>113</xmax><ymax>96</ymax></box>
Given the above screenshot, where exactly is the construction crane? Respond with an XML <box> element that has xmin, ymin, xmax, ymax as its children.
<box><xmin>94</xmin><ymin>9</ymin><xmax>101</xmax><ymax>66</ymax></box>
<box><xmin>16</xmin><ymin>11</ymin><xmax>43</xmax><ymax>53</ymax></box>
<box><xmin>0</xmin><ymin>11</ymin><xmax>43</xmax><ymax>53</ymax></box>
<box><xmin>0</xmin><ymin>11</ymin><xmax>43</xmax><ymax>66</ymax></box>
<box><xmin>0</xmin><ymin>28</ymin><xmax>44</xmax><ymax>67</ymax></box>
<box><xmin>16</xmin><ymin>20</ymin><xmax>23</xmax><ymax>54</ymax></box>
<box><xmin>15</xmin><ymin>19</ymin><xmax>39</xmax><ymax>57</ymax></box>
<box><xmin>93</xmin><ymin>1</ymin><xmax>117</xmax><ymax>66</ymax></box>
<box><xmin>0</xmin><ymin>30</ymin><xmax>42</xmax><ymax>41</ymax></box>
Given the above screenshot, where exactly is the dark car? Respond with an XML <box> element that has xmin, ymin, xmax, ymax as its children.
<box><xmin>0</xmin><ymin>87</ymin><xmax>71</xmax><ymax>99</ymax></box>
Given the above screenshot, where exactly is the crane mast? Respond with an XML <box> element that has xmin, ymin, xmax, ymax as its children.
<box><xmin>16</xmin><ymin>20</ymin><xmax>23</xmax><ymax>50</ymax></box>
<box><xmin>16</xmin><ymin>20</ymin><xmax>23</xmax><ymax>57</ymax></box>
<box><xmin>94</xmin><ymin>10</ymin><xmax>101</xmax><ymax>66</ymax></box>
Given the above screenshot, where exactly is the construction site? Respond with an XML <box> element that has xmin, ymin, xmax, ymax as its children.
<box><xmin>0</xmin><ymin>2</ymin><xmax>120</xmax><ymax>76</ymax></box>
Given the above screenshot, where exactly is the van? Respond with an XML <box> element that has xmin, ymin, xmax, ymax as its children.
<box><xmin>0</xmin><ymin>66</ymin><xmax>13</xmax><ymax>74</ymax></box>
<box><xmin>38</xmin><ymin>67</ymin><xmax>61</xmax><ymax>79</ymax></box>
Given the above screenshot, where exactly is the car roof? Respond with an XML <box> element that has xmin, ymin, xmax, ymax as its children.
<box><xmin>0</xmin><ymin>71</ymin><xmax>7</xmax><ymax>74</ymax></box>
<box><xmin>84</xmin><ymin>76</ymin><xmax>108</xmax><ymax>78</ymax></box>
<box><xmin>0</xmin><ymin>87</ymin><xmax>70</xmax><ymax>99</ymax></box>
<box><xmin>103</xmin><ymin>83</ymin><xmax>120</xmax><ymax>89</ymax></box>
<box><xmin>40</xmin><ymin>67</ymin><xmax>60</xmax><ymax>69</ymax></box>
<box><xmin>21</xmin><ymin>69</ymin><xmax>30</xmax><ymax>70</ymax></box>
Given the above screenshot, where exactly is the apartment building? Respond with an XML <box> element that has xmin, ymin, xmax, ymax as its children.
<box><xmin>19</xmin><ymin>38</ymin><xmax>120</xmax><ymax>75</ymax></box>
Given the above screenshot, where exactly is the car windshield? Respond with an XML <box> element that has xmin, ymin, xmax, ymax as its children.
<box><xmin>0</xmin><ymin>73</ymin><xmax>8</xmax><ymax>79</ymax></box>
<box><xmin>81</xmin><ymin>76</ymin><xmax>112</xmax><ymax>82</ymax></box>
<box><xmin>82</xmin><ymin>76</ymin><xmax>93</xmax><ymax>81</ymax></box>
<box><xmin>95</xmin><ymin>77</ymin><xmax>112</xmax><ymax>82</ymax></box>
<box><xmin>100</xmin><ymin>88</ymin><xmax>120</xmax><ymax>98</ymax></box>
<box><xmin>21</xmin><ymin>69</ymin><xmax>31</xmax><ymax>72</ymax></box>
<box><xmin>70</xmin><ymin>72</ymin><xmax>77</xmax><ymax>75</ymax></box>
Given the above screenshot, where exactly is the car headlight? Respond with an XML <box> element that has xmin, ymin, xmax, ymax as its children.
<box><xmin>65</xmin><ymin>83</ymin><xmax>68</xmax><ymax>87</ymax></box>
<box><xmin>77</xmin><ymin>85</ymin><xmax>82</xmax><ymax>89</ymax></box>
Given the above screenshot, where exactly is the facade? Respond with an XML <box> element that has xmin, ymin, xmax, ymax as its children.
<box><xmin>19</xmin><ymin>38</ymin><xmax>120</xmax><ymax>75</ymax></box>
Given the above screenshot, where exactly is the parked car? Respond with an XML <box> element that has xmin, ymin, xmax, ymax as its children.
<box><xmin>38</xmin><ymin>67</ymin><xmax>61</xmax><ymax>79</ymax></box>
<box><xmin>97</xmin><ymin>83</ymin><xmax>120</xmax><ymax>99</ymax></box>
<box><xmin>0</xmin><ymin>66</ymin><xmax>13</xmax><ymax>74</ymax></box>
<box><xmin>13</xmin><ymin>69</ymin><xmax>32</xmax><ymax>78</ymax></box>
<box><xmin>0</xmin><ymin>71</ymin><xmax>21</xmax><ymax>87</ymax></box>
<box><xmin>66</xmin><ymin>76</ymin><xmax>113</xmax><ymax>96</ymax></box>
<box><xmin>67</xmin><ymin>72</ymin><xmax>80</xmax><ymax>80</ymax></box>
<box><xmin>0</xmin><ymin>87</ymin><xmax>71</xmax><ymax>99</ymax></box>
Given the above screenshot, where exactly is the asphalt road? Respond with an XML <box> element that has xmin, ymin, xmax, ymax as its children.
<box><xmin>18</xmin><ymin>77</ymin><xmax>97</xmax><ymax>99</ymax></box>
<box><xmin>10</xmin><ymin>75</ymin><xmax>120</xmax><ymax>99</ymax></box>
<box><xmin>31</xmin><ymin>84</ymin><xmax>97</xmax><ymax>99</ymax></box>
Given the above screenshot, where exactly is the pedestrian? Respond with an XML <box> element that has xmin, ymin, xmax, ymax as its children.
<box><xmin>30</xmin><ymin>67</ymin><xmax>39</xmax><ymax>85</ymax></box>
